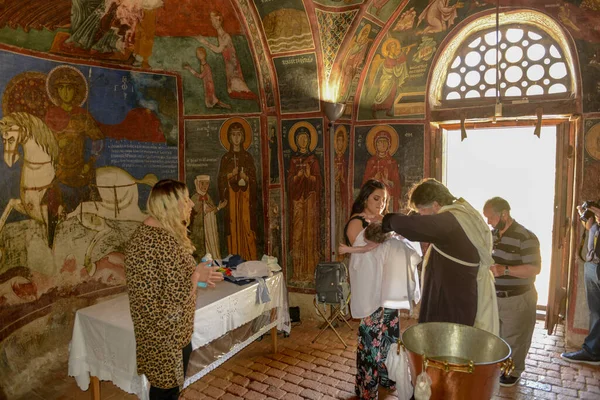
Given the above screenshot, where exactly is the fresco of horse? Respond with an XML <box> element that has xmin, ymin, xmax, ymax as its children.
<box><xmin>0</xmin><ymin>112</ymin><xmax>156</xmax><ymax>273</ymax></box>
<box><xmin>0</xmin><ymin>113</ymin><xmax>58</xmax><ymax>242</ymax></box>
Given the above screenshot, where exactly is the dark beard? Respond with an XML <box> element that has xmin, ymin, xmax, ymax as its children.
<box><xmin>492</xmin><ymin>219</ymin><xmax>506</xmax><ymax>244</ymax></box>
<box><xmin>495</xmin><ymin>219</ymin><xmax>506</xmax><ymax>232</ymax></box>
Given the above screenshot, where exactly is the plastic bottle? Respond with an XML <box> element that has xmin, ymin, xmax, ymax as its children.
<box><xmin>197</xmin><ymin>253</ymin><xmax>213</xmax><ymax>288</ymax></box>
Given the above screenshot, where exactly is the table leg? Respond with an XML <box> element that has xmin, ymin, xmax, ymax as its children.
<box><xmin>271</xmin><ymin>326</ymin><xmax>278</xmax><ymax>353</ymax></box>
<box><xmin>270</xmin><ymin>308</ymin><xmax>278</xmax><ymax>353</ymax></box>
<box><xmin>91</xmin><ymin>376</ymin><xmax>100</xmax><ymax>400</ymax></box>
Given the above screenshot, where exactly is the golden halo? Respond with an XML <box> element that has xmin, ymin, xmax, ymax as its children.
<box><xmin>220</xmin><ymin>117</ymin><xmax>253</xmax><ymax>151</ymax></box>
<box><xmin>381</xmin><ymin>38</ymin><xmax>401</xmax><ymax>58</ymax></box>
<box><xmin>585</xmin><ymin>122</ymin><xmax>600</xmax><ymax>161</ymax></box>
<box><xmin>46</xmin><ymin>65</ymin><xmax>88</xmax><ymax>107</ymax></box>
<box><xmin>356</xmin><ymin>23</ymin><xmax>371</xmax><ymax>43</ymax></box>
<box><xmin>288</xmin><ymin>121</ymin><xmax>318</xmax><ymax>153</ymax></box>
<box><xmin>366</xmin><ymin>125</ymin><xmax>399</xmax><ymax>156</ymax></box>
<box><xmin>334</xmin><ymin>125</ymin><xmax>348</xmax><ymax>155</ymax></box>
<box><xmin>2</xmin><ymin>71</ymin><xmax>50</xmax><ymax>119</ymax></box>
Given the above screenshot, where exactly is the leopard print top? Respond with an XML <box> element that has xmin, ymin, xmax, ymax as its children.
<box><xmin>124</xmin><ymin>224</ymin><xmax>196</xmax><ymax>389</ymax></box>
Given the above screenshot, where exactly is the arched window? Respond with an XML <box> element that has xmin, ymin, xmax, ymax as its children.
<box><xmin>429</xmin><ymin>10</ymin><xmax>577</xmax><ymax>112</ymax></box>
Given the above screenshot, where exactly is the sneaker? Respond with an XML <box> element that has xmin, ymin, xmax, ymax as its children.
<box><xmin>560</xmin><ymin>349</ymin><xmax>600</xmax><ymax>365</ymax></box>
<box><xmin>499</xmin><ymin>375</ymin><xmax>521</xmax><ymax>387</ymax></box>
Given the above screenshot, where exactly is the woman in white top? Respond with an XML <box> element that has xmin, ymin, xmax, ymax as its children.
<box><xmin>341</xmin><ymin>179</ymin><xmax>399</xmax><ymax>400</ymax></box>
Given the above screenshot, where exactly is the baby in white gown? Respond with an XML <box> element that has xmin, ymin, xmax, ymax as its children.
<box><xmin>340</xmin><ymin>222</ymin><xmax>421</xmax><ymax>318</ymax></box>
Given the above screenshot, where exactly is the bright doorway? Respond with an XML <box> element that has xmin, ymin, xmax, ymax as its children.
<box><xmin>443</xmin><ymin>126</ymin><xmax>557</xmax><ymax>306</ymax></box>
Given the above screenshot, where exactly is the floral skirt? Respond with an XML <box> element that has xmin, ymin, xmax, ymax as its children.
<box><xmin>356</xmin><ymin>307</ymin><xmax>399</xmax><ymax>399</ymax></box>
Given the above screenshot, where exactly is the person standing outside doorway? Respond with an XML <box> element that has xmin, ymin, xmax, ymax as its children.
<box><xmin>561</xmin><ymin>203</ymin><xmax>600</xmax><ymax>366</ymax></box>
<box><xmin>483</xmin><ymin>197</ymin><xmax>541</xmax><ymax>387</ymax></box>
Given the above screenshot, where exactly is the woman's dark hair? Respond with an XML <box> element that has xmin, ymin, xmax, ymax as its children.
<box><xmin>351</xmin><ymin>179</ymin><xmax>387</xmax><ymax>215</ymax></box>
<box><xmin>408</xmin><ymin>178</ymin><xmax>456</xmax><ymax>210</ymax></box>
<box><xmin>295</xmin><ymin>128</ymin><xmax>311</xmax><ymax>151</ymax></box>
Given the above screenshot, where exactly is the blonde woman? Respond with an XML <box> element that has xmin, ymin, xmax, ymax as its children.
<box><xmin>125</xmin><ymin>179</ymin><xmax>223</xmax><ymax>399</ymax></box>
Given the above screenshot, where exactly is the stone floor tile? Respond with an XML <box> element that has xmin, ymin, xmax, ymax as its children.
<box><xmin>15</xmin><ymin>319</ymin><xmax>600</xmax><ymax>400</ymax></box>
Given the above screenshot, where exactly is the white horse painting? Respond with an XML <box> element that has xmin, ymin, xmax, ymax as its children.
<box><xmin>0</xmin><ymin>112</ymin><xmax>157</xmax><ymax>272</ymax></box>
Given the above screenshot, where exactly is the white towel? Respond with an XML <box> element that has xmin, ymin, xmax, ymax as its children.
<box><xmin>255</xmin><ymin>278</ymin><xmax>271</xmax><ymax>304</ymax></box>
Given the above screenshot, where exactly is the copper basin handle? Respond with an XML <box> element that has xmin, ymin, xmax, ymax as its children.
<box><xmin>397</xmin><ymin>337</ymin><xmax>404</xmax><ymax>355</ymax></box>
<box><xmin>500</xmin><ymin>357</ymin><xmax>515</xmax><ymax>377</ymax></box>
<box><xmin>423</xmin><ymin>356</ymin><xmax>475</xmax><ymax>374</ymax></box>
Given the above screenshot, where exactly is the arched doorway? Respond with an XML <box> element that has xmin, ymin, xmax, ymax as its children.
<box><xmin>426</xmin><ymin>8</ymin><xmax>582</xmax><ymax>334</ymax></box>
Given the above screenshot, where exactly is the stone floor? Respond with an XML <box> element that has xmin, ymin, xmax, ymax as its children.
<box><xmin>19</xmin><ymin>318</ymin><xmax>600</xmax><ymax>400</ymax></box>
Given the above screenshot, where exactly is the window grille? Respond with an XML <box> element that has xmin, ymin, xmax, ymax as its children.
<box><xmin>442</xmin><ymin>26</ymin><xmax>571</xmax><ymax>103</ymax></box>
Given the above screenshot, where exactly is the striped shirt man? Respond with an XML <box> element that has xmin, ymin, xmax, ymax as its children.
<box><xmin>492</xmin><ymin>220</ymin><xmax>541</xmax><ymax>290</ymax></box>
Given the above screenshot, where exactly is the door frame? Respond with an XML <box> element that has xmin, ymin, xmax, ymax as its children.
<box><xmin>428</xmin><ymin>117</ymin><xmax>579</xmax><ymax>334</ymax></box>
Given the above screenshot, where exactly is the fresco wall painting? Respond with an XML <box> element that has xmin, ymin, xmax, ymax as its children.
<box><xmin>252</xmin><ymin>0</ymin><xmax>315</xmax><ymax>55</ymax></box>
<box><xmin>282</xmin><ymin>118</ymin><xmax>325</xmax><ymax>289</ymax></box>
<box><xmin>238</xmin><ymin>0</ymin><xmax>276</xmax><ymax>108</ymax></box>
<box><xmin>267</xmin><ymin>116</ymin><xmax>280</xmax><ymax>184</ymax></box>
<box><xmin>333</xmin><ymin>124</ymin><xmax>351</xmax><ymax>261</ymax></box>
<box><xmin>578</xmin><ymin>40</ymin><xmax>600</xmax><ymax>113</ymax></box>
<box><xmin>274</xmin><ymin>53</ymin><xmax>321</xmax><ymax>114</ymax></box>
<box><xmin>316</xmin><ymin>9</ymin><xmax>358</xmax><ymax>82</ymax></box>
<box><xmin>0</xmin><ymin>1</ymin><xmax>264</xmax><ymax>117</ymax></box>
<box><xmin>314</xmin><ymin>0</ymin><xmax>365</xmax><ymax>6</ymax></box>
<box><xmin>184</xmin><ymin>117</ymin><xmax>263</xmax><ymax>262</ymax></box>
<box><xmin>0</xmin><ymin>48</ymin><xmax>180</xmax><ymax>379</ymax></box>
<box><xmin>268</xmin><ymin>188</ymin><xmax>283</xmax><ymax>266</ymax></box>
<box><xmin>366</xmin><ymin>0</ymin><xmax>405</xmax><ymax>23</ymax></box>
<box><xmin>353</xmin><ymin>124</ymin><xmax>424</xmax><ymax>212</ymax></box>
<box><xmin>335</xmin><ymin>18</ymin><xmax>381</xmax><ymax>116</ymax></box>
<box><xmin>151</xmin><ymin>2</ymin><xmax>261</xmax><ymax>116</ymax></box>
<box><xmin>358</xmin><ymin>0</ymin><xmax>487</xmax><ymax>120</ymax></box>
<box><xmin>581</xmin><ymin>119</ymin><xmax>600</xmax><ymax>202</ymax></box>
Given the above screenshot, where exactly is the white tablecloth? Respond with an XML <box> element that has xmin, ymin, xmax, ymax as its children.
<box><xmin>68</xmin><ymin>273</ymin><xmax>290</xmax><ymax>399</ymax></box>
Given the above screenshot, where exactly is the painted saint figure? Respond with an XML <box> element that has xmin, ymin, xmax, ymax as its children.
<box><xmin>370</xmin><ymin>38</ymin><xmax>412</xmax><ymax>118</ymax></box>
<box><xmin>217</xmin><ymin>119</ymin><xmax>258</xmax><ymax>260</ymax></box>
<box><xmin>197</xmin><ymin>11</ymin><xmax>258</xmax><ymax>101</ymax></box>
<box><xmin>44</xmin><ymin>65</ymin><xmax>104</xmax><ymax>245</ymax></box>
<box><xmin>362</xmin><ymin>126</ymin><xmax>401</xmax><ymax>212</ymax></box>
<box><xmin>45</xmin><ymin>66</ymin><xmax>104</xmax><ymax>196</ymax></box>
<box><xmin>269</xmin><ymin>125</ymin><xmax>279</xmax><ymax>183</ymax></box>
<box><xmin>190</xmin><ymin>175</ymin><xmax>226</xmax><ymax>260</ymax></box>
<box><xmin>184</xmin><ymin>47</ymin><xmax>231</xmax><ymax>109</ymax></box>
<box><xmin>334</xmin><ymin>127</ymin><xmax>349</xmax><ymax>260</ymax></box>
<box><xmin>417</xmin><ymin>0</ymin><xmax>461</xmax><ymax>34</ymax></box>
<box><xmin>369</xmin><ymin>0</ymin><xmax>393</xmax><ymax>16</ymax></box>
<box><xmin>67</xmin><ymin>0</ymin><xmax>146</xmax><ymax>53</ymax></box>
<box><xmin>287</xmin><ymin>123</ymin><xmax>321</xmax><ymax>281</ymax></box>
<box><xmin>337</xmin><ymin>24</ymin><xmax>373</xmax><ymax>103</ymax></box>
<box><xmin>269</xmin><ymin>202</ymin><xmax>281</xmax><ymax>263</ymax></box>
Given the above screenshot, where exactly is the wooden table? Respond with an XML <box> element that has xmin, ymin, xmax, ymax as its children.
<box><xmin>69</xmin><ymin>273</ymin><xmax>290</xmax><ymax>400</ymax></box>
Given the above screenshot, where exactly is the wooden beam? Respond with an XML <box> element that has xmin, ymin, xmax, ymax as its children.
<box><xmin>431</xmin><ymin>99</ymin><xmax>578</xmax><ymax>122</ymax></box>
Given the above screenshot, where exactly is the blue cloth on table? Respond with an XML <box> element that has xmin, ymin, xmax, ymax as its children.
<box><xmin>226</xmin><ymin>255</ymin><xmax>245</xmax><ymax>268</ymax></box>
<box><xmin>224</xmin><ymin>275</ymin><xmax>254</xmax><ymax>285</ymax></box>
